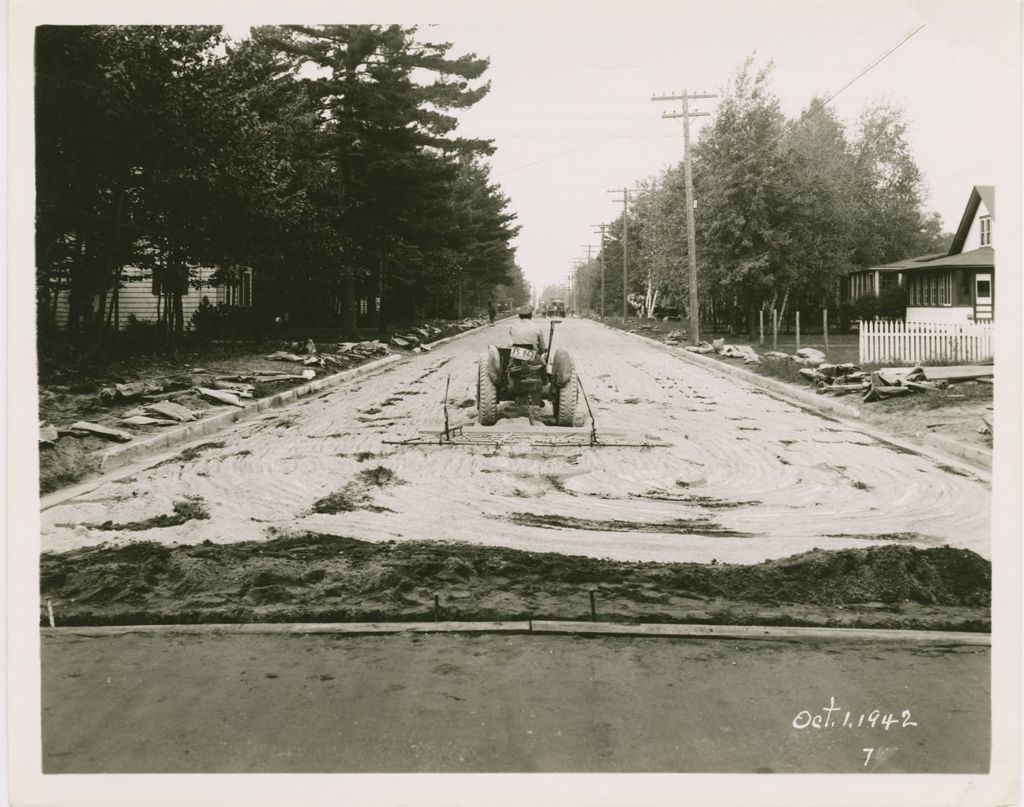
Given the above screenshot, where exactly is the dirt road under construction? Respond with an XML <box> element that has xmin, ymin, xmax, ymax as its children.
<box><xmin>41</xmin><ymin>318</ymin><xmax>991</xmax><ymax>564</ymax></box>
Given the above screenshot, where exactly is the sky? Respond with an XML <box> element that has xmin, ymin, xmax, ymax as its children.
<box><xmin>397</xmin><ymin>0</ymin><xmax>1020</xmax><ymax>293</ymax></box>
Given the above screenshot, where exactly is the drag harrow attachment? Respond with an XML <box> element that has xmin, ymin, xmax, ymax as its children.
<box><xmin>382</xmin><ymin>426</ymin><xmax>670</xmax><ymax>449</ymax></box>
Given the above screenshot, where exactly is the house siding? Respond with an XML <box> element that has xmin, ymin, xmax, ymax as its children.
<box><xmin>50</xmin><ymin>266</ymin><xmax>252</xmax><ymax>330</ymax></box>
<box><xmin>906</xmin><ymin>306</ymin><xmax>976</xmax><ymax>324</ymax></box>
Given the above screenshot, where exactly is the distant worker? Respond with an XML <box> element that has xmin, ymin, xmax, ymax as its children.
<box><xmin>488</xmin><ymin>301</ymin><xmax>496</xmax><ymax>326</ymax></box>
<box><xmin>509</xmin><ymin>304</ymin><xmax>547</xmax><ymax>355</ymax></box>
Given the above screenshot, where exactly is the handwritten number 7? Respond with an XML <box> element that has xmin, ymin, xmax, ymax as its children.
<box><xmin>863</xmin><ymin>748</ymin><xmax>874</xmax><ymax>767</ymax></box>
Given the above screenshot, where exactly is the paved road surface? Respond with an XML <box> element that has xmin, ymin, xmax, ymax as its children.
<box><xmin>41</xmin><ymin>319</ymin><xmax>990</xmax><ymax>563</ymax></box>
<box><xmin>41</xmin><ymin>631</ymin><xmax>989</xmax><ymax>773</ymax></box>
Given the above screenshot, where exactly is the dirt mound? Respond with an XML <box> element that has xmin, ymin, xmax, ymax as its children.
<box><xmin>44</xmin><ymin>540</ymin><xmax>172</xmax><ymax>605</ymax></box>
<box><xmin>39</xmin><ymin>533</ymin><xmax>990</xmax><ymax>630</ymax></box>
<box><xmin>707</xmin><ymin>545</ymin><xmax>990</xmax><ymax>607</ymax></box>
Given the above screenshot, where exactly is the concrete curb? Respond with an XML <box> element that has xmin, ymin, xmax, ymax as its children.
<box><xmin>42</xmin><ymin>620</ymin><xmax>989</xmax><ymax>645</ymax></box>
<box><xmin>44</xmin><ymin>621</ymin><xmax>532</xmax><ymax>637</ymax></box>
<box><xmin>922</xmin><ymin>432</ymin><xmax>993</xmax><ymax>468</ymax></box>
<box><xmin>98</xmin><ymin>353</ymin><xmax>403</xmax><ymax>473</ymax></box>
<box><xmin>530</xmin><ymin>620</ymin><xmax>990</xmax><ymax>645</ymax></box>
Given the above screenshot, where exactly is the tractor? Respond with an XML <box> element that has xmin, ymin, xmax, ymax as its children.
<box><xmin>477</xmin><ymin>322</ymin><xmax>578</xmax><ymax>427</ymax></box>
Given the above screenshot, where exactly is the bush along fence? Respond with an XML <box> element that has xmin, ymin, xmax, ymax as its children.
<box><xmin>859</xmin><ymin>320</ymin><xmax>995</xmax><ymax>364</ymax></box>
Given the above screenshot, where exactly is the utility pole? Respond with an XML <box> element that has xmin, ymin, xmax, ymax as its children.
<box><xmin>652</xmin><ymin>89</ymin><xmax>716</xmax><ymax>345</ymax></box>
<box><xmin>570</xmin><ymin>263</ymin><xmax>579</xmax><ymax>314</ymax></box>
<box><xmin>607</xmin><ymin>188</ymin><xmax>640</xmax><ymax>322</ymax></box>
<box><xmin>591</xmin><ymin>224</ymin><xmax>607</xmax><ymax>318</ymax></box>
<box><xmin>579</xmin><ymin>244</ymin><xmax>596</xmax><ymax>316</ymax></box>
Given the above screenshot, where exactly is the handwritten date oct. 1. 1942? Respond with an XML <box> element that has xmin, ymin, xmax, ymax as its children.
<box><xmin>792</xmin><ymin>696</ymin><xmax>919</xmax><ymax>731</ymax></box>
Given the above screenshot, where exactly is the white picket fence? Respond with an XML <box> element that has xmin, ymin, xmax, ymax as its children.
<box><xmin>859</xmin><ymin>320</ymin><xmax>995</xmax><ymax>364</ymax></box>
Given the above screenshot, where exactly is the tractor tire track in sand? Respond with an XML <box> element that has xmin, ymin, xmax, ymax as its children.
<box><xmin>41</xmin><ymin>319</ymin><xmax>990</xmax><ymax>564</ymax></box>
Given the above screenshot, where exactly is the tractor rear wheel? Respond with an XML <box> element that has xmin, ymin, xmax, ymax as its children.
<box><xmin>554</xmin><ymin>364</ymin><xmax>578</xmax><ymax>427</ymax></box>
<box><xmin>477</xmin><ymin>351</ymin><xmax>499</xmax><ymax>426</ymax></box>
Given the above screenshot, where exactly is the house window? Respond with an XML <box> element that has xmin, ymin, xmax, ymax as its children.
<box><xmin>939</xmin><ymin>271</ymin><xmax>951</xmax><ymax>306</ymax></box>
<box><xmin>910</xmin><ymin>271</ymin><xmax>951</xmax><ymax>306</ymax></box>
<box><xmin>979</xmin><ymin>216</ymin><xmax>992</xmax><ymax>247</ymax></box>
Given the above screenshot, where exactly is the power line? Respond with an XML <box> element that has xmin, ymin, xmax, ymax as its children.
<box><xmin>494</xmin><ymin>119</ymin><xmax>664</xmax><ymax>176</ymax></box>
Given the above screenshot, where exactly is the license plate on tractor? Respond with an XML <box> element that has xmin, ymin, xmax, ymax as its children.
<box><xmin>510</xmin><ymin>346</ymin><xmax>537</xmax><ymax>361</ymax></box>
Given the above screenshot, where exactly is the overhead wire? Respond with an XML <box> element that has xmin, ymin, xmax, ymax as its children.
<box><xmin>494</xmin><ymin>118</ymin><xmax>666</xmax><ymax>176</ymax></box>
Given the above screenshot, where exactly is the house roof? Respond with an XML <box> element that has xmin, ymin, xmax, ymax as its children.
<box><xmin>916</xmin><ymin>246</ymin><xmax>994</xmax><ymax>270</ymax></box>
<box><xmin>872</xmin><ymin>252</ymin><xmax>946</xmax><ymax>272</ymax></box>
<box><xmin>874</xmin><ymin>246</ymin><xmax>994</xmax><ymax>273</ymax></box>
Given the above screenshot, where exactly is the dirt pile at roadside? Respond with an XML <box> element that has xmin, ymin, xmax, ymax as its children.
<box><xmin>40</xmin><ymin>533</ymin><xmax>990</xmax><ymax>631</ymax></box>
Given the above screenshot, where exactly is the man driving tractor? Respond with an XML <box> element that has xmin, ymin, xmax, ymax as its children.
<box><xmin>508</xmin><ymin>305</ymin><xmax>546</xmax><ymax>354</ymax></box>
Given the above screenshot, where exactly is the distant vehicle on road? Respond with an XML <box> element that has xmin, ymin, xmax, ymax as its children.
<box><xmin>544</xmin><ymin>299</ymin><xmax>566</xmax><ymax>318</ymax></box>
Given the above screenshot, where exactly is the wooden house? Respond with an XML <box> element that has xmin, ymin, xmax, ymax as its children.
<box><xmin>49</xmin><ymin>265</ymin><xmax>253</xmax><ymax>330</ymax></box>
<box><xmin>841</xmin><ymin>186</ymin><xmax>995</xmax><ymax>323</ymax></box>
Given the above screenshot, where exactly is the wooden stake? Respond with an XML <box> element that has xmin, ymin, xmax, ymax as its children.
<box><xmin>589</xmin><ymin>590</ymin><xmax>597</xmax><ymax>622</ymax></box>
<box><xmin>772</xmin><ymin>309</ymin><xmax>778</xmax><ymax>352</ymax></box>
<box><xmin>795</xmin><ymin>311</ymin><xmax>801</xmax><ymax>351</ymax></box>
<box><xmin>759</xmin><ymin>309</ymin><xmax>764</xmax><ymax>344</ymax></box>
<box><xmin>47</xmin><ymin>599</ymin><xmax>55</xmax><ymax>628</ymax></box>
<box><xmin>823</xmin><ymin>309</ymin><xmax>829</xmax><ymax>354</ymax></box>
<box><xmin>433</xmin><ymin>594</ymin><xmax>440</xmax><ymax>623</ymax></box>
